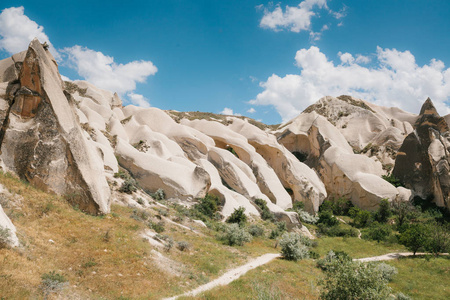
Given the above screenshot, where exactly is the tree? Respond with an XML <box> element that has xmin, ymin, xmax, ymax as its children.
<box><xmin>366</xmin><ymin>223</ymin><xmax>392</xmax><ymax>243</ymax></box>
<box><xmin>390</xmin><ymin>199</ymin><xmax>414</xmax><ymax>227</ymax></box>
<box><xmin>375</xmin><ymin>199</ymin><xmax>391</xmax><ymax>223</ymax></box>
<box><xmin>426</xmin><ymin>222</ymin><xmax>450</xmax><ymax>256</ymax></box>
<box><xmin>353</xmin><ymin>210</ymin><xmax>372</xmax><ymax>228</ymax></box>
<box><xmin>319</xmin><ymin>258</ymin><xmax>392</xmax><ymax>300</ymax></box>
<box><xmin>399</xmin><ymin>223</ymin><xmax>428</xmax><ymax>255</ymax></box>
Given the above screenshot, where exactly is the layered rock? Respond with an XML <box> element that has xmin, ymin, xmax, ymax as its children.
<box><xmin>0</xmin><ymin>39</ymin><xmax>110</xmax><ymax>214</ymax></box>
<box><xmin>393</xmin><ymin>98</ymin><xmax>450</xmax><ymax>209</ymax></box>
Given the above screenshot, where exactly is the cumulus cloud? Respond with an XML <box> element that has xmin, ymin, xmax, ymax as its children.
<box><xmin>220</xmin><ymin>108</ymin><xmax>241</xmax><ymax>116</ymax></box>
<box><xmin>62</xmin><ymin>45</ymin><xmax>157</xmax><ymax>95</ymax></box>
<box><xmin>0</xmin><ymin>6</ymin><xmax>59</xmax><ymax>58</ymax></box>
<box><xmin>251</xmin><ymin>46</ymin><xmax>450</xmax><ymax>122</ymax></box>
<box><xmin>247</xmin><ymin>108</ymin><xmax>256</xmax><ymax>114</ymax></box>
<box><xmin>259</xmin><ymin>0</ymin><xmax>344</xmax><ymax>37</ymax></box>
<box><xmin>128</xmin><ymin>92</ymin><xmax>150</xmax><ymax>108</ymax></box>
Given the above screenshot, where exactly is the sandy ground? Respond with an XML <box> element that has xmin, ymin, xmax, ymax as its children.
<box><xmin>354</xmin><ymin>252</ymin><xmax>448</xmax><ymax>262</ymax></box>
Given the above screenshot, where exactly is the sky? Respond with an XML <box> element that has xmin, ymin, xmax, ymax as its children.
<box><xmin>1</xmin><ymin>0</ymin><xmax>450</xmax><ymax>124</ymax></box>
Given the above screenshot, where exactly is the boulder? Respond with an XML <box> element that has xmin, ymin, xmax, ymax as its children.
<box><xmin>0</xmin><ymin>39</ymin><xmax>110</xmax><ymax>214</ymax></box>
<box><xmin>0</xmin><ymin>204</ymin><xmax>19</xmax><ymax>247</ymax></box>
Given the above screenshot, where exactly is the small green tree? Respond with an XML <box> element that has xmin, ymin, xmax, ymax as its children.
<box><xmin>399</xmin><ymin>223</ymin><xmax>429</xmax><ymax>255</ymax></box>
<box><xmin>353</xmin><ymin>210</ymin><xmax>372</xmax><ymax>228</ymax></box>
<box><xmin>425</xmin><ymin>222</ymin><xmax>450</xmax><ymax>256</ymax></box>
<box><xmin>365</xmin><ymin>223</ymin><xmax>392</xmax><ymax>243</ymax></box>
<box><xmin>375</xmin><ymin>199</ymin><xmax>391</xmax><ymax>223</ymax></box>
<box><xmin>318</xmin><ymin>210</ymin><xmax>339</xmax><ymax>227</ymax></box>
<box><xmin>195</xmin><ymin>194</ymin><xmax>221</xmax><ymax>219</ymax></box>
<box><xmin>226</xmin><ymin>207</ymin><xmax>247</xmax><ymax>226</ymax></box>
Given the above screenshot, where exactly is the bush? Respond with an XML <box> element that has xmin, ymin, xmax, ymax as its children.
<box><xmin>319</xmin><ymin>259</ymin><xmax>392</xmax><ymax>300</ymax></box>
<box><xmin>279</xmin><ymin>232</ymin><xmax>310</xmax><ymax>261</ymax></box>
<box><xmin>219</xmin><ymin>223</ymin><xmax>252</xmax><ymax>246</ymax></box>
<box><xmin>317</xmin><ymin>210</ymin><xmax>339</xmax><ymax>227</ymax></box>
<box><xmin>40</xmin><ymin>271</ymin><xmax>68</xmax><ymax>298</ymax></box>
<box><xmin>119</xmin><ymin>178</ymin><xmax>138</xmax><ymax>194</ymax></box>
<box><xmin>399</xmin><ymin>223</ymin><xmax>429</xmax><ymax>255</ymax></box>
<box><xmin>254</xmin><ymin>198</ymin><xmax>275</xmax><ymax>221</ymax></box>
<box><xmin>319</xmin><ymin>224</ymin><xmax>359</xmax><ymax>237</ymax></box>
<box><xmin>353</xmin><ymin>210</ymin><xmax>372</xmax><ymax>228</ymax></box>
<box><xmin>226</xmin><ymin>207</ymin><xmax>247</xmax><ymax>226</ymax></box>
<box><xmin>152</xmin><ymin>188</ymin><xmax>165</xmax><ymax>200</ymax></box>
<box><xmin>298</xmin><ymin>210</ymin><xmax>319</xmax><ymax>224</ymax></box>
<box><xmin>375</xmin><ymin>262</ymin><xmax>398</xmax><ymax>281</ymax></box>
<box><xmin>332</xmin><ymin>198</ymin><xmax>354</xmax><ymax>216</ymax></box>
<box><xmin>317</xmin><ymin>250</ymin><xmax>352</xmax><ymax>271</ymax></box>
<box><xmin>248</xmin><ymin>224</ymin><xmax>264</xmax><ymax>237</ymax></box>
<box><xmin>148</xmin><ymin>221</ymin><xmax>165</xmax><ymax>233</ymax></box>
<box><xmin>426</xmin><ymin>221</ymin><xmax>450</xmax><ymax>255</ymax></box>
<box><xmin>269</xmin><ymin>221</ymin><xmax>287</xmax><ymax>239</ymax></box>
<box><xmin>395</xmin><ymin>292</ymin><xmax>412</xmax><ymax>300</ymax></box>
<box><xmin>194</xmin><ymin>194</ymin><xmax>221</xmax><ymax>219</ymax></box>
<box><xmin>382</xmin><ymin>174</ymin><xmax>403</xmax><ymax>187</ymax></box>
<box><xmin>176</xmin><ymin>241</ymin><xmax>190</xmax><ymax>251</ymax></box>
<box><xmin>364</xmin><ymin>223</ymin><xmax>392</xmax><ymax>243</ymax></box>
<box><xmin>0</xmin><ymin>226</ymin><xmax>11</xmax><ymax>248</ymax></box>
<box><xmin>374</xmin><ymin>198</ymin><xmax>392</xmax><ymax>223</ymax></box>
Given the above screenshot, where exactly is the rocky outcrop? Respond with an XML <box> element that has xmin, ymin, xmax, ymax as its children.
<box><xmin>0</xmin><ymin>39</ymin><xmax>111</xmax><ymax>214</ymax></box>
<box><xmin>0</xmin><ymin>204</ymin><xmax>19</xmax><ymax>248</ymax></box>
<box><xmin>393</xmin><ymin>98</ymin><xmax>450</xmax><ymax>210</ymax></box>
<box><xmin>276</xmin><ymin>111</ymin><xmax>400</xmax><ymax>211</ymax></box>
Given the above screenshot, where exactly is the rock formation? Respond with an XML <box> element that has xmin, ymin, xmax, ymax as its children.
<box><xmin>393</xmin><ymin>98</ymin><xmax>450</xmax><ymax>210</ymax></box>
<box><xmin>0</xmin><ymin>39</ymin><xmax>110</xmax><ymax>214</ymax></box>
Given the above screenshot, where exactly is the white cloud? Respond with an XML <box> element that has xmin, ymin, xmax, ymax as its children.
<box><xmin>128</xmin><ymin>92</ymin><xmax>150</xmax><ymax>108</ymax></box>
<box><xmin>0</xmin><ymin>6</ymin><xmax>59</xmax><ymax>59</ymax></box>
<box><xmin>247</xmin><ymin>108</ymin><xmax>256</xmax><ymax>114</ymax></box>
<box><xmin>259</xmin><ymin>0</ymin><xmax>344</xmax><ymax>37</ymax></box>
<box><xmin>220</xmin><ymin>108</ymin><xmax>241</xmax><ymax>116</ymax></box>
<box><xmin>62</xmin><ymin>45</ymin><xmax>157</xmax><ymax>95</ymax></box>
<box><xmin>251</xmin><ymin>46</ymin><xmax>450</xmax><ymax>122</ymax></box>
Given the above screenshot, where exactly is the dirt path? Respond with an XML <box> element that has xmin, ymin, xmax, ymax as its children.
<box><xmin>354</xmin><ymin>252</ymin><xmax>448</xmax><ymax>262</ymax></box>
<box><xmin>164</xmin><ymin>253</ymin><xmax>281</xmax><ymax>300</ymax></box>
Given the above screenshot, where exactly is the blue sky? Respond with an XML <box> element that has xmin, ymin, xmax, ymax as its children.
<box><xmin>1</xmin><ymin>1</ymin><xmax>450</xmax><ymax>124</ymax></box>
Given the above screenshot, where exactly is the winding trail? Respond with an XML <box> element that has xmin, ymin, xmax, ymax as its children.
<box><xmin>163</xmin><ymin>253</ymin><xmax>281</xmax><ymax>300</ymax></box>
<box><xmin>165</xmin><ymin>251</ymin><xmax>449</xmax><ymax>299</ymax></box>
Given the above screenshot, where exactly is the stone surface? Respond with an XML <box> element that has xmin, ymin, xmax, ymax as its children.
<box><xmin>393</xmin><ymin>98</ymin><xmax>450</xmax><ymax>209</ymax></box>
<box><xmin>0</xmin><ymin>39</ymin><xmax>110</xmax><ymax>214</ymax></box>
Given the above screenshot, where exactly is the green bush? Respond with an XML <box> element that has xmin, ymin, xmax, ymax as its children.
<box><xmin>269</xmin><ymin>221</ymin><xmax>287</xmax><ymax>239</ymax></box>
<box><xmin>152</xmin><ymin>188</ymin><xmax>165</xmax><ymax>200</ymax></box>
<box><xmin>319</xmin><ymin>224</ymin><xmax>359</xmax><ymax>237</ymax></box>
<box><xmin>226</xmin><ymin>207</ymin><xmax>247</xmax><ymax>226</ymax></box>
<box><xmin>364</xmin><ymin>223</ymin><xmax>392</xmax><ymax>243</ymax></box>
<box><xmin>316</xmin><ymin>250</ymin><xmax>352</xmax><ymax>271</ymax></box>
<box><xmin>317</xmin><ymin>210</ymin><xmax>339</xmax><ymax>227</ymax></box>
<box><xmin>119</xmin><ymin>178</ymin><xmax>138</xmax><ymax>194</ymax></box>
<box><xmin>374</xmin><ymin>198</ymin><xmax>392</xmax><ymax>223</ymax></box>
<box><xmin>353</xmin><ymin>210</ymin><xmax>373</xmax><ymax>228</ymax></box>
<box><xmin>319</xmin><ymin>258</ymin><xmax>392</xmax><ymax>299</ymax></box>
<box><xmin>248</xmin><ymin>224</ymin><xmax>265</xmax><ymax>237</ymax></box>
<box><xmin>382</xmin><ymin>174</ymin><xmax>403</xmax><ymax>187</ymax></box>
<box><xmin>279</xmin><ymin>232</ymin><xmax>310</xmax><ymax>261</ymax></box>
<box><xmin>194</xmin><ymin>194</ymin><xmax>221</xmax><ymax>219</ymax></box>
<box><xmin>148</xmin><ymin>221</ymin><xmax>165</xmax><ymax>233</ymax></box>
<box><xmin>399</xmin><ymin>223</ymin><xmax>429</xmax><ymax>255</ymax></box>
<box><xmin>219</xmin><ymin>223</ymin><xmax>252</xmax><ymax>246</ymax></box>
<box><xmin>298</xmin><ymin>210</ymin><xmax>319</xmax><ymax>224</ymax></box>
<box><xmin>374</xmin><ymin>262</ymin><xmax>398</xmax><ymax>281</ymax></box>
<box><xmin>176</xmin><ymin>241</ymin><xmax>190</xmax><ymax>251</ymax></box>
<box><xmin>254</xmin><ymin>198</ymin><xmax>275</xmax><ymax>221</ymax></box>
<box><xmin>40</xmin><ymin>271</ymin><xmax>68</xmax><ymax>297</ymax></box>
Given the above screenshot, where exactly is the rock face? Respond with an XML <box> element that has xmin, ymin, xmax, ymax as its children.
<box><xmin>0</xmin><ymin>204</ymin><xmax>19</xmax><ymax>247</ymax></box>
<box><xmin>0</xmin><ymin>39</ymin><xmax>110</xmax><ymax>214</ymax></box>
<box><xmin>393</xmin><ymin>98</ymin><xmax>450</xmax><ymax>210</ymax></box>
<box><xmin>276</xmin><ymin>109</ymin><xmax>400</xmax><ymax>210</ymax></box>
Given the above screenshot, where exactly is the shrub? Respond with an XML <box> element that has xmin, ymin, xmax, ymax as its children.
<box><xmin>332</xmin><ymin>198</ymin><xmax>354</xmax><ymax>216</ymax></box>
<box><xmin>176</xmin><ymin>241</ymin><xmax>190</xmax><ymax>251</ymax></box>
<box><xmin>152</xmin><ymin>188</ymin><xmax>165</xmax><ymax>200</ymax></box>
<box><xmin>395</xmin><ymin>292</ymin><xmax>412</xmax><ymax>300</ymax></box>
<box><xmin>0</xmin><ymin>226</ymin><xmax>11</xmax><ymax>248</ymax></box>
<box><xmin>426</xmin><ymin>221</ymin><xmax>450</xmax><ymax>255</ymax></box>
<box><xmin>364</xmin><ymin>223</ymin><xmax>392</xmax><ymax>243</ymax></box>
<box><xmin>40</xmin><ymin>271</ymin><xmax>68</xmax><ymax>298</ymax></box>
<box><xmin>298</xmin><ymin>210</ymin><xmax>319</xmax><ymax>224</ymax></box>
<box><xmin>219</xmin><ymin>223</ymin><xmax>252</xmax><ymax>246</ymax></box>
<box><xmin>119</xmin><ymin>178</ymin><xmax>138</xmax><ymax>194</ymax></box>
<box><xmin>254</xmin><ymin>198</ymin><xmax>275</xmax><ymax>221</ymax></box>
<box><xmin>319</xmin><ymin>259</ymin><xmax>392</xmax><ymax>300</ymax></box>
<box><xmin>194</xmin><ymin>194</ymin><xmax>221</xmax><ymax>219</ymax></box>
<box><xmin>226</xmin><ymin>207</ymin><xmax>247</xmax><ymax>226</ymax></box>
<box><xmin>269</xmin><ymin>221</ymin><xmax>287</xmax><ymax>239</ymax></box>
<box><xmin>292</xmin><ymin>201</ymin><xmax>305</xmax><ymax>211</ymax></box>
<box><xmin>317</xmin><ymin>250</ymin><xmax>352</xmax><ymax>271</ymax></box>
<box><xmin>279</xmin><ymin>232</ymin><xmax>310</xmax><ymax>261</ymax></box>
<box><xmin>148</xmin><ymin>221</ymin><xmax>165</xmax><ymax>233</ymax></box>
<box><xmin>317</xmin><ymin>210</ymin><xmax>339</xmax><ymax>227</ymax></box>
<box><xmin>374</xmin><ymin>198</ymin><xmax>392</xmax><ymax>223</ymax></box>
<box><xmin>319</xmin><ymin>224</ymin><xmax>359</xmax><ymax>237</ymax></box>
<box><xmin>353</xmin><ymin>210</ymin><xmax>372</xmax><ymax>228</ymax></box>
<box><xmin>382</xmin><ymin>174</ymin><xmax>403</xmax><ymax>187</ymax></box>
<box><xmin>375</xmin><ymin>262</ymin><xmax>398</xmax><ymax>281</ymax></box>
<box><xmin>248</xmin><ymin>224</ymin><xmax>265</xmax><ymax>237</ymax></box>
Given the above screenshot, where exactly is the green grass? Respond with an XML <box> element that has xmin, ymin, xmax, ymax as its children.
<box><xmin>388</xmin><ymin>256</ymin><xmax>450</xmax><ymax>300</ymax></box>
<box><xmin>314</xmin><ymin>236</ymin><xmax>407</xmax><ymax>258</ymax></box>
<box><xmin>181</xmin><ymin>258</ymin><xmax>321</xmax><ymax>300</ymax></box>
